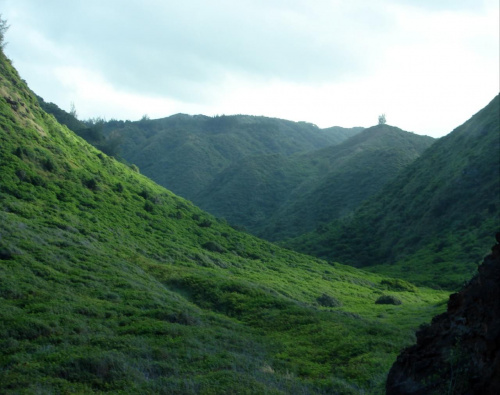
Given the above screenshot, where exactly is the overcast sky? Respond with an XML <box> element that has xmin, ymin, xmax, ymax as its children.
<box><xmin>1</xmin><ymin>0</ymin><xmax>498</xmax><ymax>137</ymax></box>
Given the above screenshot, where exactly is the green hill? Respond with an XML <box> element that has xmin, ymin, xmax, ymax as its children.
<box><xmin>0</xmin><ymin>50</ymin><xmax>448</xmax><ymax>393</ymax></box>
<box><xmin>98</xmin><ymin>114</ymin><xmax>363</xmax><ymax>199</ymax></box>
<box><xmin>259</xmin><ymin>125</ymin><xmax>434</xmax><ymax>240</ymax></box>
<box><xmin>195</xmin><ymin>125</ymin><xmax>434</xmax><ymax>240</ymax></box>
<box><xmin>284</xmin><ymin>95</ymin><xmax>500</xmax><ymax>290</ymax></box>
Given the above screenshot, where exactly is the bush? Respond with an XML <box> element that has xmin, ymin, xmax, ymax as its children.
<box><xmin>202</xmin><ymin>241</ymin><xmax>226</xmax><ymax>253</ymax></box>
<box><xmin>380</xmin><ymin>278</ymin><xmax>417</xmax><ymax>292</ymax></box>
<box><xmin>0</xmin><ymin>247</ymin><xmax>14</xmax><ymax>260</ymax></box>
<box><xmin>42</xmin><ymin>157</ymin><xmax>56</xmax><ymax>172</ymax></box>
<box><xmin>316</xmin><ymin>293</ymin><xmax>342</xmax><ymax>307</ymax></box>
<box><xmin>375</xmin><ymin>295</ymin><xmax>402</xmax><ymax>305</ymax></box>
<box><xmin>198</xmin><ymin>219</ymin><xmax>212</xmax><ymax>228</ymax></box>
<box><xmin>138</xmin><ymin>188</ymin><xmax>151</xmax><ymax>199</ymax></box>
<box><xmin>144</xmin><ymin>201</ymin><xmax>154</xmax><ymax>213</ymax></box>
<box><xmin>83</xmin><ymin>177</ymin><xmax>98</xmax><ymax>191</ymax></box>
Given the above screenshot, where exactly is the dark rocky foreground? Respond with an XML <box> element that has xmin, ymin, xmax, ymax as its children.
<box><xmin>386</xmin><ymin>233</ymin><xmax>500</xmax><ymax>395</ymax></box>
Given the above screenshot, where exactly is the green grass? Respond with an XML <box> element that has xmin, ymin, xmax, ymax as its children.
<box><xmin>0</xmin><ymin>50</ymin><xmax>450</xmax><ymax>394</ymax></box>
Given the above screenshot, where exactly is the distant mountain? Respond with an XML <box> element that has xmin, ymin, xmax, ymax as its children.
<box><xmin>198</xmin><ymin>125</ymin><xmax>435</xmax><ymax>240</ymax></box>
<box><xmin>39</xmin><ymin>100</ymin><xmax>435</xmax><ymax>243</ymax></box>
<box><xmin>0</xmin><ymin>50</ymin><xmax>448</xmax><ymax>394</ymax></box>
<box><xmin>285</xmin><ymin>95</ymin><xmax>500</xmax><ymax>290</ymax></box>
<box><xmin>100</xmin><ymin>114</ymin><xmax>363</xmax><ymax>199</ymax></box>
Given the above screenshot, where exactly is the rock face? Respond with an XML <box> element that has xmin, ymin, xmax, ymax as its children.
<box><xmin>386</xmin><ymin>234</ymin><xmax>500</xmax><ymax>395</ymax></box>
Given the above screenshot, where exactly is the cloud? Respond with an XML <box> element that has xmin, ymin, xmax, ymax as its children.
<box><xmin>4</xmin><ymin>1</ymin><xmax>391</xmax><ymax>89</ymax></box>
<box><xmin>1</xmin><ymin>0</ymin><xmax>498</xmax><ymax>136</ymax></box>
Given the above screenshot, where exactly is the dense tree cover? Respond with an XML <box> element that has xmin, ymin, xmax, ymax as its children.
<box><xmin>285</xmin><ymin>95</ymin><xmax>500</xmax><ymax>290</ymax></box>
<box><xmin>0</xmin><ymin>48</ymin><xmax>449</xmax><ymax>393</ymax></box>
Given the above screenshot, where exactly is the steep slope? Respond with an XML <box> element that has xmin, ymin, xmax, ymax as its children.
<box><xmin>99</xmin><ymin>114</ymin><xmax>363</xmax><ymax>199</ymax></box>
<box><xmin>36</xmin><ymin>96</ymin><xmax>123</xmax><ymax>157</ymax></box>
<box><xmin>386</xmin><ymin>234</ymin><xmax>500</xmax><ymax>394</ymax></box>
<box><xmin>285</xmin><ymin>95</ymin><xmax>500</xmax><ymax>289</ymax></box>
<box><xmin>260</xmin><ymin>125</ymin><xmax>435</xmax><ymax>240</ymax></box>
<box><xmin>193</xmin><ymin>153</ymin><xmax>307</xmax><ymax>232</ymax></box>
<box><xmin>0</xmin><ymin>51</ymin><xmax>448</xmax><ymax>394</ymax></box>
<box><xmin>196</xmin><ymin>125</ymin><xmax>434</xmax><ymax>240</ymax></box>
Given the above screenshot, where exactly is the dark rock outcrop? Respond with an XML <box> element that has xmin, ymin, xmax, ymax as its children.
<box><xmin>386</xmin><ymin>233</ymin><xmax>500</xmax><ymax>395</ymax></box>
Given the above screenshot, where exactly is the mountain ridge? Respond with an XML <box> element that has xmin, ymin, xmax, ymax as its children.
<box><xmin>197</xmin><ymin>124</ymin><xmax>435</xmax><ymax>240</ymax></box>
<box><xmin>284</xmin><ymin>94</ymin><xmax>500</xmax><ymax>289</ymax></box>
<box><xmin>36</xmin><ymin>93</ymin><xmax>436</xmax><ymax>243</ymax></box>
<box><xmin>258</xmin><ymin>124</ymin><xmax>435</xmax><ymax>240</ymax></box>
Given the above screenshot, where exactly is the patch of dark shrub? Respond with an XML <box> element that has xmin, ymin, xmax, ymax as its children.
<box><xmin>82</xmin><ymin>177</ymin><xmax>98</xmax><ymax>191</ymax></box>
<box><xmin>144</xmin><ymin>201</ymin><xmax>154</xmax><ymax>213</ymax></box>
<box><xmin>316</xmin><ymin>293</ymin><xmax>342</xmax><ymax>307</ymax></box>
<box><xmin>198</xmin><ymin>219</ymin><xmax>212</xmax><ymax>228</ymax></box>
<box><xmin>202</xmin><ymin>241</ymin><xmax>226</xmax><ymax>253</ymax></box>
<box><xmin>375</xmin><ymin>295</ymin><xmax>402</xmax><ymax>305</ymax></box>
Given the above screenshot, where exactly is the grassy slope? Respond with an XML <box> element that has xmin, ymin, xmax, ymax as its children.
<box><xmin>284</xmin><ymin>95</ymin><xmax>500</xmax><ymax>290</ymax></box>
<box><xmin>0</xmin><ymin>52</ymin><xmax>448</xmax><ymax>394</ymax></box>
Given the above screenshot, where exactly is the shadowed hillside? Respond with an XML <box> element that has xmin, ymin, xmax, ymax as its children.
<box><xmin>285</xmin><ymin>95</ymin><xmax>500</xmax><ymax>290</ymax></box>
<box><xmin>258</xmin><ymin>125</ymin><xmax>435</xmax><ymax>240</ymax></box>
<box><xmin>197</xmin><ymin>125</ymin><xmax>434</xmax><ymax>240</ymax></box>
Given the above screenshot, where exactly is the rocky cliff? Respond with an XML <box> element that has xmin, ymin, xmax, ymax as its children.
<box><xmin>386</xmin><ymin>233</ymin><xmax>500</xmax><ymax>395</ymax></box>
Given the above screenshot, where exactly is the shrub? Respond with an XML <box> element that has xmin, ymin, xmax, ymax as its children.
<box><xmin>0</xmin><ymin>246</ymin><xmax>22</xmax><ymax>260</ymax></box>
<box><xmin>202</xmin><ymin>241</ymin><xmax>226</xmax><ymax>253</ymax></box>
<box><xmin>42</xmin><ymin>157</ymin><xmax>56</xmax><ymax>172</ymax></box>
<box><xmin>165</xmin><ymin>311</ymin><xmax>201</xmax><ymax>326</ymax></box>
<box><xmin>169</xmin><ymin>211</ymin><xmax>183</xmax><ymax>219</ymax></box>
<box><xmin>316</xmin><ymin>293</ymin><xmax>342</xmax><ymax>307</ymax></box>
<box><xmin>138</xmin><ymin>188</ymin><xmax>150</xmax><ymax>199</ymax></box>
<box><xmin>198</xmin><ymin>219</ymin><xmax>212</xmax><ymax>228</ymax></box>
<box><xmin>144</xmin><ymin>201</ymin><xmax>154</xmax><ymax>213</ymax></box>
<box><xmin>375</xmin><ymin>295</ymin><xmax>402</xmax><ymax>305</ymax></box>
<box><xmin>83</xmin><ymin>177</ymin><xmax>98</xmax><ymax>191</ymax></box>
<box><xmin>0</xmin><ymin>247</ymin><xmax>14</xmax><ymax>260</ymax></box>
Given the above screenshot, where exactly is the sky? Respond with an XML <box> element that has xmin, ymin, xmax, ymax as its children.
<box><xmin>0</xmin><ymin>0</ymin><xmax>498</xmax><ymax>137</ymax></box>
